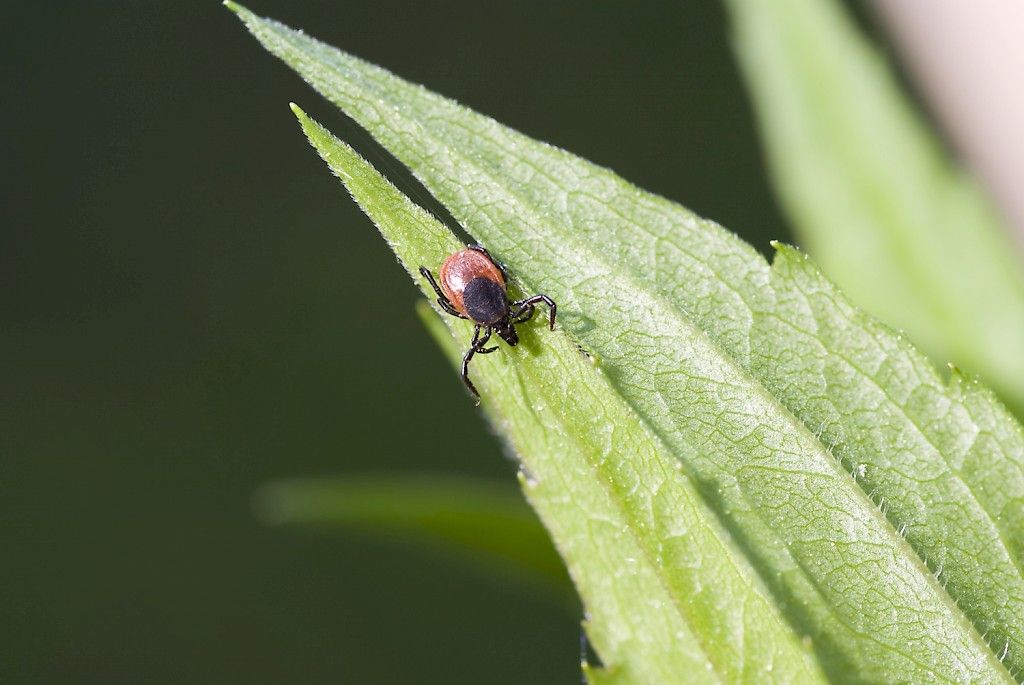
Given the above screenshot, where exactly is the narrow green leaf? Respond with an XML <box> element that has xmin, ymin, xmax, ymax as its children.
<box><xmin>253</xmin><ymin>474</ymin><xmax>567</xmax><ymax>588</ymax></box>
<box><xmin>723</xmin><ymin>0</ymin><xmax>1024</xmax><ymax>415</ymax></box>
<box><xmin>230</xmin><ymin>6</ymin><xmax>1024</xmax><ymax>682</ymax></box>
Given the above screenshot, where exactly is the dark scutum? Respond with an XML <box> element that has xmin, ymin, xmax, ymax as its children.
<box><xmin>463</xmin><ymin>277</ymin><xmax>508</xmax><ymax>324</ymax></box>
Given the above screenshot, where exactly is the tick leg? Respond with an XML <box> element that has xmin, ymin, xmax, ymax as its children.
<box><xmin>512</xmin><ymin>294</ymin><xmax>557</xmax><ymax>330</ymax></box>
<box><xmin>437</xmin><ymin>298</ymin><xmax>468</xmax><ymax>319</ymax></box>
<box><xmin>419</xmin><ymin>266</ymin><xmax>446</xmax><ymax>299</ymax></box>
<box><xmin>474</xmin><ymin>326</ymin><xmax>498</xmax><ymax>354</ymax></box>
<box><xmin>419</xmin><ymin>266</ymin><xmax>467</xmax><ymax>319</ymax></box>
<box><xmin>461</xmin><ymin>346</ymin><xmax>480</xmax><ymax>398</ymax></box>
<box><xmin>512</xmin><ymin>304</ymin><xmax>535</xmax><ymax>324</ymax></box>
<box><xmin>462</xmin><ymin>326</ymin><xmax>502</xmax><ymax>398</ymax></box>
<box><xmin>461</xmin><ymin>325</ymin><xmax>484</xmax><ymax>398</ymax></box>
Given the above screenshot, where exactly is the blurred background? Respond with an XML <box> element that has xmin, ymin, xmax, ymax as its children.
<box><xmin>5</xmin><ymin>1</ymin><xmax>1013</xmax><ymax>682</ymax></box>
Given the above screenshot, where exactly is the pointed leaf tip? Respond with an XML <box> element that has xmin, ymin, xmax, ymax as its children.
<box><xmin>222</xmin><ymin>0</ymin><xmax>246</xmax><ymax>15</ymax></box>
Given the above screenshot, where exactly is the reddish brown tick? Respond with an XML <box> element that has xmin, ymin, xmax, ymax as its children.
<box><xmin>420</xmin><ymin>245</ymin><xmax>556</xmax><ymax>397</ymax></box>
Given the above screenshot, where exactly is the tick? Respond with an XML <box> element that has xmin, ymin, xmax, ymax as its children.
<box><xmin>420</xmin><ymin>245</ymin><xmax>556</xmax><ymax>398</ymax></box>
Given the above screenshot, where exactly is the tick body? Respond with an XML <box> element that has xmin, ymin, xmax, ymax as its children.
<box><xmin>420</xmin><ymin>245</ymin><xmax>556</xmax><ymax>398</ymax></box>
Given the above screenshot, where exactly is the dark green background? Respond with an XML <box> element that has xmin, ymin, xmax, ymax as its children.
<box><xmin>2</xmin><ymin>1</ymin><xmax>833</xmax><ymax>681</ymax></box>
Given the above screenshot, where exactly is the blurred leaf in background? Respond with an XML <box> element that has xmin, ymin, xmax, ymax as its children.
<box><xmin>255</xmin><ymin>474</ymin><xmax>568</xmax><ymax>593</ymax></box>
<box><xmin>725</xmin><ymin>0</ymin><xmax>1024</xmax><ymax>416</ymax></box>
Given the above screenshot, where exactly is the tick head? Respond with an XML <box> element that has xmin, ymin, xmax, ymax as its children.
<box><xmin>495</xmin><ymin>319</ymin><xmax>519</xmax><ymax>346</ymax></box>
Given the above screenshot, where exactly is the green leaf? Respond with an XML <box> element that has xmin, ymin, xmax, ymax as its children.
<box><xmin>723</xmin><ymin>0</ymin><xmax>1024</xmax><ymax>416</ymax></box>
<box><xmin>253</xmin><ymin>474</ymin><xmax>568</xmax><ymax>590</ymax></box>
<box><xmin>230</xmin><ymin>5</ymin><xmax>1024</xmax><ymax>682</ymax></box>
